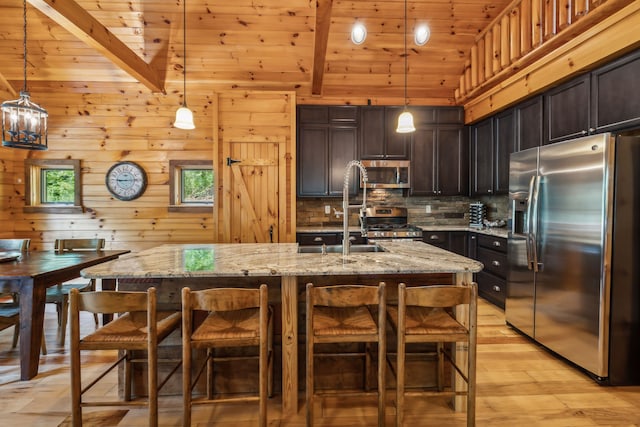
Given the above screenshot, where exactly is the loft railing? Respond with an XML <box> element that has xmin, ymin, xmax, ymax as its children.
<box><xmin>454</xmin><ymin>0</ymin><xmax>633</xmax><ymax>102</ymax></box>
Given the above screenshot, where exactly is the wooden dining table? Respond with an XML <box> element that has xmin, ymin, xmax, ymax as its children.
<box><xmin>0</xmin><ymin>249</ymin><xmax>130</xmax><ymax>380</ymax></box>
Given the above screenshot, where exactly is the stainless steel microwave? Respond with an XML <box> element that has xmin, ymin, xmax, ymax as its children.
<box><xmin>360</xmin><ymin>160</ymin><xmax>410</xmax><ymax>189</ymax></box>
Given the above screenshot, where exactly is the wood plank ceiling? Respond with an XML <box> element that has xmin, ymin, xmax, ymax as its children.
<box><xmin>0</xmin><ymin>0</ymin><xmax>512</xmax><ymax>106</ymax></box>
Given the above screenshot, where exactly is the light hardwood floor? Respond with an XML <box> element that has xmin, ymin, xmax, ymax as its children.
<box><xmin>1</xmin><ymin>299</ymin><xmax>639</xmax><ymax>426</ymax></box>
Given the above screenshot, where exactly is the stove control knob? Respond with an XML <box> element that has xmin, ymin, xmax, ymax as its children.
<box><xmin>393</xmin><ymin>231</ymin><xmax>398</xmax><ymax>237</ymax></box>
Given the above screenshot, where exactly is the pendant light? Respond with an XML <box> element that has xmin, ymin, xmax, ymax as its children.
<box><xmin>174</xmin><ymin>0</ymin><xmax>195</xmax><ymax>130</ymax></box>
<box><xmin>396</xmin><ymin>0</ymin><xmax>415</xmax><ymax>134</ymax></box>
<box><xmin>1</xmin><ymin>0</ymin><xmax>48</xmax><ymax>150</ymax></box>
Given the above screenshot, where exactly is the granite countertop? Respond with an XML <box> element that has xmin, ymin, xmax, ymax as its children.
<box><xmin>297</xmin><ymin>225</ymin><xmax>509</xmax><ymax>239</ymax></box>
<box><xmin>81</xmin><ymin>241</ymin><xmax>482</xmax><ymax>279</ymax></box>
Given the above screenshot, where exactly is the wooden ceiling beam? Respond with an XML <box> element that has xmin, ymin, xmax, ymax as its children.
<box><xmin>0</xmin><ymin>72</ymin><xmax>18</xmax><ymax>97</ymax></box>
<box><xmin>27</xmin><ymin>0</ymin><xmax>165</xmax><ymax>93</ymax></box>
<box><xmin>311</xmin><ymin>0</ymin><xmax>333</xmax><ymax>96</ymax></box>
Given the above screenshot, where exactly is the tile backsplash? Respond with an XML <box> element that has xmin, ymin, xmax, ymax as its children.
<box><xmin>297</xmin><ymin>190</ymin><xmax>509</xmax><ymax>227</ymax></box>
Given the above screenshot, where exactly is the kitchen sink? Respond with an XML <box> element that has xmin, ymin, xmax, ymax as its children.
<box><xmin>297</xmin><ymin>244</ymin><xmax>386</xmax><ymax>254</ymax></box>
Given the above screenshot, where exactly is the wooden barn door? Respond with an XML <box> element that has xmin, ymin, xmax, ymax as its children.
<box><xmin>221</xmin><ymin>139</ymin><xmax>286</xmax><ymax>243</ymax></box>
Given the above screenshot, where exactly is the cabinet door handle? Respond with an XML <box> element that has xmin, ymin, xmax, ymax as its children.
<box><xmin>492</xmin><ymin>260</ymin><xmax>501</xmax><ymax>267</ymax></box>
<box><xmin>349</xmin><ymin>236</ymin><xmax>357</xmax><ymax>242</ymax></box>
<box><xmin>313</xmin><ymin>237</ymin><xmax>323</xmax><ymax>242</ymax></box>
<box><xmin>581</xmin><ymin>130</ymin><xmax>588</xmax><ymax>135</ymax></box>
<box><xmin>471</xmin><ymin>235</ymin><xmax>476</xmax><ymax>240</ymax></box>
<box><xmin>589</xmin><ymin>127</ymin><xmax>595</xmax><ymax>133</ymax></box>
<box><xmin>492</xmin><ymin>285</ymin><xmax>501</xmax><ymax>292</ymax></box>
<box><xmin>492</xmin><ymin>241</ymin><xmax>501</xmax><ymax>247</ymax></box>
<box><xmin>429</xmin><ymin>235</ymin><xmax>440</xmax><ymax>240</ymax></box>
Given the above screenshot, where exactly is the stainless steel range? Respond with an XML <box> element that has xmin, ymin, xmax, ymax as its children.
<box><xmin>365</xmin><ymin>207</ymin><xmax>423</xmax><ymax>240</ymax></box>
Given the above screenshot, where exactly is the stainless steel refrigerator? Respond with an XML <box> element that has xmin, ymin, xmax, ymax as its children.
<box><xmin>506</xmin><ymin>132</ymin><xmax>640</xmax><ymax>385</ymax></box>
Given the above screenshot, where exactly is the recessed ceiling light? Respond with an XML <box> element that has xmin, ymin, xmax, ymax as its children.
<box><xmin>351</xmin><ymin>22</ymin><xmax>367</xmax><ymax>45</ymax></box>
<box><xmin>414</xmin><ymin>24</ymin><xmax>431</xmax><ymax>46</ymax></box>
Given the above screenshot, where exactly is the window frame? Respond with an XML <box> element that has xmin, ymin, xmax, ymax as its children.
<box><xmin>168</xmin><ymin>160</ymin><xmax>214</xmax><ymax>213</ymax></box>
<box><xmin>24</xmin><ymin>159</ymin><xmax>83</xmax><ymax>214</ymax></box>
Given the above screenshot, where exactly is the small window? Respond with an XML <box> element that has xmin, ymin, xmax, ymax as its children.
<box><xmin>24</xmin><ymin>159</ymin><xmax>82</xmax><ymax>213</ymax></box>
<box><xmin>169</xmin><ymin>160</ymin><xmax>214</xmax><ymax>213</ymax></box>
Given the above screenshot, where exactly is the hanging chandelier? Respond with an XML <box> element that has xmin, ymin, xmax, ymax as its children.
<box><xmin>174</xmin><ymin>0</ymin><xmax>195</xmax><ymax>130</ymax></box>
<box><xmin>396</xmin><ymin>0</ymin><xmax>415</xmax><ymax>134</ymax></box>
<box><xmin>1</xmin><ymin>0</ymin><xmax>48</xmax><ymax>150</ymax></box>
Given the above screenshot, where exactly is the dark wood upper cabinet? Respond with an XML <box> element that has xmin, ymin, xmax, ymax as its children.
<box><xmin>515</xmin><ymin>96</ymin><xmax>543</xmax><ymax>151</ymax></box>
<box><xmin>297</xmin><ymin>125</ymin><xmax>329</xmax><ymax>196</ymax></box>
<box><xmin>544</xmin><ymin>74</ymin><xmax>591</xmax><ymax>144</ymax></box>
<box><xmin>360</xmin><ymin>106</ymin><xmax>409</xmax><ymax>159</ymax></box>
<box><xmin>297</xmin><ymin>106</ymin><xmax>359</xmax><ymax>197</ymax></box>
<box><xmin>437</xmin><ymin>126</ymin><xmax>468</xmax><ymax>196</ymax></box>
<box><xmin>591</xmin><ymin>49</ymin><xmax>640</xmax><ymax>133</ymax></box>
<box><xmin>328</xmin><ymin>126</ymin><xmax>359</xmax><ymax>195</ymax></box>
<box><xmin>470</xmin><ymin>118</ymin><xmax>494</xmax><ymax>196</ymax></box>
<box><xmin>494</xmin><ymin>109</ymin><xmax>516</xmax><ymax>194</ymax></box>
<box><xmin>409</xmin><ymin>106</ymin><xmax>467</xmax><ymax>197</ymax></box>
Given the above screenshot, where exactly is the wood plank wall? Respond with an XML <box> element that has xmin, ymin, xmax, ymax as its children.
<box><xmin>0</xmin><ymin>83</ymin><xmax>295</xmax><ymax>251</ymax></box>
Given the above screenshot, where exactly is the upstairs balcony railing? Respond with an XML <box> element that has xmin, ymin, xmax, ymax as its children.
<box><xmin>454</xmin><ymin>0</ymin><xmax>634</xmax><ymax>103</ymax></box>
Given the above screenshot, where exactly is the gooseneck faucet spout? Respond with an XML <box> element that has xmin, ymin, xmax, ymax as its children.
<box><xmin>343</xmin><ymin>160</ymin><xmax>368</xmax><ymax>256</ymax></box>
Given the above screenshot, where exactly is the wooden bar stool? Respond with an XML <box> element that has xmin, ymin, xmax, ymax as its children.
<box><xmin>306</xmin><ymin>282</ymin><xmax>386</xmax><ymax>427</ymax></box>
<box><xmin>181</xmin><ymin>284</ymin><xmax>273</xmax><ymax>427</ymax></box>
<box><xmin>69</xmin><ymin>287</ymin><xmax>182</xmax><ymax>427</ymax></box>
<box><xmin>387</xmin><ymin>283</ymin><xmax>478</xmax><ymax>427</ymax></box>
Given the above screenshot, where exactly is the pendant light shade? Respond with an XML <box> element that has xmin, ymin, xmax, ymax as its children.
<box><xmin>396</xmin><ymin>110</ymin><xmax>416</xmax><ymax>133</ymax></box>
<box><xmin>174</xmin><ymin>106</ymin><xmax>195</xmax><ymax>130</ymax></box>
<box><xmin>174</xmin><ymin>0</ymin><xmax>195</xmax><ymax>130</ymax></box>
<box><xmin>397</xmin><ymin>0</ymin><xmax>415</xmax><ymax>134</ymax></box>
<box><xmin>1</xmin><ymin>0</ymin><xmax>48</xmax><ymax>150</ymax></box>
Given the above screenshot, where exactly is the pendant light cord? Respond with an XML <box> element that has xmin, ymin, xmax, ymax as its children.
<box><xmin>403</xmin><ymin>0</ymin><xmax>407</xmax><ymax>108</ymax></box>
<box><xmin>182</xmin><ymin>0</ymin><xmax>187</xmax><ymax>107</ymax></box>
<box><xmin>22</xmin><ymin>0</ymin><xmax>28</xmax><ymax>92</ymax></box>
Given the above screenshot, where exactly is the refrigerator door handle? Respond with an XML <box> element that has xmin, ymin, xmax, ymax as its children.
<box><xmin>525</xmin><ymin>176</ymin><xmax>535</xmax><ymax>270</ymax></box>
<box><xmin>531</xmin><ymin>175</ymin><xmax>541</xmax><ymax>273</ymax></box>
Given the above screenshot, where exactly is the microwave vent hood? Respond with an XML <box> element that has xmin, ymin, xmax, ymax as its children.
<box><xmin>360</xmin><ymin>160</ymin><xmax>410</xmax><ymax>189</ymax></box>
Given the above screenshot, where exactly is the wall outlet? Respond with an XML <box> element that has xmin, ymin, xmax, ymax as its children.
<box><xmin>425</xmin><ymin>205</ymin><xmax>432</xmax><ymax>214</ymax></box>
<box><xmin>325</xmin><ymin>205</ymin><xmax>331</xmax><ymax>214</ymax></box>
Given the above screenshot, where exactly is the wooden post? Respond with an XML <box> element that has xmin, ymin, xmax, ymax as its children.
<box><xmin>500</xmin><ymin>14</ymin><xmax>510</xmax><ymax>69</ymax></box>
<box><xmin>281</xmin><ymin>275</ymin><xmax>298</xmax><ymax>416</ymax></box>
<box><xmin>510</xmin><ymin>6</ymin><xmax>521</xmax><ymax>61</ymax></box>
<box><xmin>521</xmin><ymin>0</ymin><xmax>533</xmax><ymax>54</ymax></box>
<box><xmin>471</xmin><ymin>45</ymin><xmax>479</xmax><ymax>89</ymax></box>
<box><xmin>477</xmin><ymin>38</ymin><xmax>486</xmax><ymax>85</ymax></box>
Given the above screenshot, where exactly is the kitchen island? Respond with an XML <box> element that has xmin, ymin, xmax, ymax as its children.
<box><xmin>81</xmin><ymin>241</ymin><xmax>482</xmax><ymax>416</ymax></box>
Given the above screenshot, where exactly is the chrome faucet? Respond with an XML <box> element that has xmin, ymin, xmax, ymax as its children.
<box><xmin>342</xmin><ymin>160</ymin><xmax>368</xmax><ymax>256</ymax></box>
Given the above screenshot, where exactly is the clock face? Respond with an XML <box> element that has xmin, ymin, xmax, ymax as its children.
<box><xmin>105</xmin><ymin>161</ymin><xmax>147</xmax><ymax>201</ymax></box>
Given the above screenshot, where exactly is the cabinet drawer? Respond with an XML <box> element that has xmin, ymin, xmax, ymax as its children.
<box><xmin>477</xmin><ymin>234</ymin><xmax>507</xmax><ymax>253</ymax></box>
<box><xmin>348</xmin><ymin>233</ymin><xmax>367</xmax><ymax>245</ymax></box>
<box><xmin>476</xmin><ymin>270</ymin><xmax>506</xmax><ymax>309</ymax></box>
<box><xmin>477</xmin><ymin>247</ymin><xmax>507</xmax><ymax>278</ymax></box>
<box><xmin>423</xmin><ymin>231</ymin><xmax>448</xmax><ymax>248</ymax></box>
<box><xmin>297</xmin><ymin>233</ymin><xmax>338</xmax><ymax>246</ymax></box>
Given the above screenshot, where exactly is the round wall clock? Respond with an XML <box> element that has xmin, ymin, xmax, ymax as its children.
<box><xmin>105</xmin><ymin>161</ymin><xmax>147</xmax><ymax>201</ymax></box>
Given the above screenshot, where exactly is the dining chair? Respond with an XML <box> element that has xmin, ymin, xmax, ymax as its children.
<box><xmin>0</xmin><ymin>238</ymin><xmax>46</xmax><ymax>353</ymax></box>
<box><xmin>0</xmin><ymin>238</ymin><xmax>31</xmax><ymax>252</ymax></box>
<box><xmin>181</xmin><ymin>284</ymin><xmax>273</xmax><ymax>427</ymax></box>
<box><xmin>69</xmin><ymin>287</ymin><xmax>181</xmax><ymax>427</ymax></box>
<box><xmin>387</xmin><ymin>282</ymin><xmax>478</xmax><ymax>427</ymax></box>
<box><xmin>306</xmin><ymin>282</ymin><xmax>386</xmax><ymax>427</ymax></box>
<box><xmin>46</xmin><ymin>238</ymin><xmax>105</xmax><ymax>346</ymax></box>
